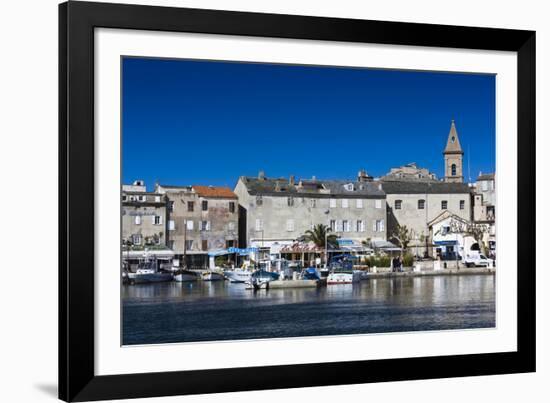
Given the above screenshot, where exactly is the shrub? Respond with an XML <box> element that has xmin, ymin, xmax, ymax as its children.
<box><xmin>402</xmin><ymin>253</ymin><xmax>414</xmax><ymax>267</ymax></box>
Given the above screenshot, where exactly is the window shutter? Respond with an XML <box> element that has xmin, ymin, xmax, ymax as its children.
<box><xmin>373</xmin><ymin>221</ymin><xmax>377</xmax><ymax>231</ymax></box>
<box><xmin>380</xmin><ymin>220</ymin><xmax>385</xmax><ymax>232</ymax></box>
<box><xmin>135</xmin><ymin>215</ymin><xmax>141</xmax><ymax>225</ymax></box>
<box><xmin>151</xmin><ymin>216</ymin><xmax>156</xmax><ymax>225</ymax></box>
<box><xmin>206</xmin><ymin>221</ymin><xmax>211</xmax><ymax>231</ymax></box>
<box><xmin>159</xmin><ymin>215</ymin><xmax>163</xmax><ymax>225</ymax></box>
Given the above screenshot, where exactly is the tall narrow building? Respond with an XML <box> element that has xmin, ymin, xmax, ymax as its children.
<box><xmin>443</xmin><ymin>120</ymin><xmax>464</xmax><ymax>183</ymax></box>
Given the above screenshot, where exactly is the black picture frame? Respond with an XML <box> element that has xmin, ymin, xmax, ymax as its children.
<box><xmin>59</xmin><ymin>1</ymin><xmax>536</xmax><ymax>401</ymax></box>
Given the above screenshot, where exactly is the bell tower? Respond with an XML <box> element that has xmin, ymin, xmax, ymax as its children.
<box><xmin>443</xmin><ymin>120</ymin><xmax>464</xmax><ymax>183</ymax></box>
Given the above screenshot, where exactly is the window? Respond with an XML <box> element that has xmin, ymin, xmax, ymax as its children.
<box><xmin>343</xmin><ymin>220</ymin><xmax>350</xmax><ymax>232</ymax></box>
<box><xmin>329</xmin><ymin>220</ymin><xmax>336</xmax><ymax>232</ymax></box>
<box><xmin>155</xmin><ymin>196</ymin><xmax>161</xmax><ymax>203</ymax></box>
<box><xmin>226</xmin><ymin>240</ymin><xmax>235</xmax><ymax>248</ymax></box>
<box><xmin>153</xmin><ymin>215</ymin><xmax>162</xmax><ymax>225</ymax></box>
<box><xmin>395</xmin><ymin>200</ymin><xmax>402</xmax><ymax>210</ymax></box>
<box><xmin>375</xmin><ymin>199</ymin><xmax>382</xmax><ymax>209</ymax></box>
<box><xmin>132</xmin><ymin>234</ymin><xmax>142</xmax><ymax>245</ymax></box>
<box><xmin>185</xmin><ymin>240</ymin><xmax>193</xmax><ymax>250</ymax></box>
<box><xmin>287</xmin><ymin>197</ymin><xmax>294</xmax><ymax>207</ymax></box>
<box><xmin>356</xmin><ymin>199</ymin><xmax>363</xmax><ymax>208</ymax></box>
<box><xmin>228</xmin><ymin>222</ymin><xmax>235</xmax><ymax>231</ymax></box>
<box><xmin>168</xmin><ymin>240</ymin><xmax>175</xmax><ymax>250</ymax></box>
<box><xmin>286</xmin><ymin>219</ymin><xmax>295</xmax><ymax>232</ymax></box>
<box><xmin>342</xmin><ymin>199</ymin><xmax>349</xmax><ymax>208</ymax></box>
<box><xmin>200</xmin><ymin>221</ymin><xmax>211</xmax><ymax>231</ymax></box>
<box><xmin>202</xmin><ymin>200</ymin><xmax>208</xmax><ymax>211</ymax></box>
<box><xmin>134</xmin><ymin>215</ymin><xmax>141</xmax><ymax>225</ymax></box>
<box><xmin>482</xmin><ymin>181</ymin><xmax>488</xmax><ymax>191</ymax></box>
<box><xmin>441</xmin><ymin>200</ymin><xmax>448</xmax><ymax>210</ymax></box>
<box><xmin>451</xmin><ymin>164</ymin><xmax>457</xmax><ymax>176</ymax></box>
<box><xmin>186</xmin><ymin>220</ymin><xmax>194</xmax><ymax>230</ymax></box>
<box><xmin>202</xmin><ymin>240</ymin><xmax>208</xmax><ymax>251</ymax></box>
<box><xmin>310</xmin><ymin>199</ymin><xmax>316</xmax><ymax>208</ymax></box>
<box><xmin>229</xmin><ymin>202</ymin><xmax>235</xmax><ymax>213</ymax></box>
<box><xmin>187</xmin><ymin>201</ymin><xmax>194</xmax><ymax>212</ymax></box>
<box><xmin>122</xmin><ymin>195</ymin><xmax>127</xmax><ymax>201</ymax></box>
<box><xmin>344</xmin><ymin>183</ymin><xmax>355</xmax><ymax>191</ymax></box>
<box><xmin>356</xmin><ymin>220</ymin><xmax>365</xmax><ymax>232</ymax></box>
<box><xmin>373</xmin><ymin>220</ymin><xmax>385</xmax><ymax>232</ymax></box>
<box><xmin>329</xmin><ymin>199</ymin><xmax>336</xmax><ymax>208</ymax></box>
<box><xmin>256</xmin><ymin>195</ymin><xmax>263</xmax><ymax>206</ymax></box>
<box><xmin>336</xmin><ymin>220</ymin><xmax>343</xmax><ymax>232</ymax></box>
<box><xmin>168</xmin><ymin>220</ymin><xmax>175</xmax><ymax>231</ymax></box>
<box><xmin>255</xmin><ymin>219</ymin><xmax>263</xmax><ymax>231</ymax></box>
<box><xmin>138</xmin><ymin>195</ymin><xmax>146</xmax><ymax>202</ymax></box>
<box><xmin>168</xmin><ymin>201</ymin><xmax>174</xmax><ymax>212</ymax></box>
<box><xmin>418</xmin><ymin>199</ymin><xmax>425</xmax><ymax>210</ymax></box>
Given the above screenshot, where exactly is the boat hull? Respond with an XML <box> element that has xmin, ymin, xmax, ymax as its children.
<box><xmin>224</xmin><ymin>269</ymin><xmax>252</xmax><ymax>283</ymax></box>
<box><xmin>127</xmin><ymin>272</ymin><xmax>173</xmax><ymax>284</ymax></box>
<box><xmin>174</xmin><ymin>272</ymin><xmax>199</xmax><ymax>282</ymax></box>
<box><xmin>326</xmin><ymin>271</ymin><xmax>361</xmax><ymax>284</ymax></box>
<box><xmin>202</xmin><ymin>272</ymin><xmax>225</xmax><ymax>281</ymax></box>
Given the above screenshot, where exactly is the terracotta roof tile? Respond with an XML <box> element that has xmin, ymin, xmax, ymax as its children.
<box><xmin>192</xmin><ymin>185</ymin><xmax>237</xmax><ymax>199</ymax></box>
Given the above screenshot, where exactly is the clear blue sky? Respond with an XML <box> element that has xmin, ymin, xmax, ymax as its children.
<box><xmin>122</xmin><ymin>57</ymin><xmax>495</xmax><ymax>190</ymax></box>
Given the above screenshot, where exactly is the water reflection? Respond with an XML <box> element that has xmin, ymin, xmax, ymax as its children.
<box><xmin>122</xmin><ymin>275</ymin><xmax>496</xmax><ymax>345</ymax></box>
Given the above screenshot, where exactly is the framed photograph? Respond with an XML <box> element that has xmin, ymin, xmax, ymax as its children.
<box><xmin>59</xmin><ymin>1</ymin><xmax>535</xmax><ymax>401</ymax></box>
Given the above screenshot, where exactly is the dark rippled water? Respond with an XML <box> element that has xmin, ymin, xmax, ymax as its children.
<box><xmin>122</xmin><ymin>275</ymin><xmax>495</xmax><ymax>345</ymax></box>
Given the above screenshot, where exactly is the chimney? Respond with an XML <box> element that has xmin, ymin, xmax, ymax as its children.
<box><xmin>258</xmin><ymin>170</ymin><xmax>265</xmax><ymax>180</ymax></box>
<box><xmin>289</xmin><ymin>175</ymin><xmax>295</xmax><ymax>186</ymax></box>
<box><xmin>358</xmin><ymin>169</ymin><xmax>373</xmax><ymax>182</ymax></box>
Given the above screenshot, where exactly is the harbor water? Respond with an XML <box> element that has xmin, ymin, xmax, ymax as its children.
<box><xmin>122</xmin><ymin>275</ymin><xmax>495</xmax><ymax>345</ymax></box>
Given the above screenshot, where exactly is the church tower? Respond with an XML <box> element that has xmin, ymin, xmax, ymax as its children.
<box><xmin>443</xmin><ymin>120</ymin><xmax>464</xmax><ymax>183</ymax></box>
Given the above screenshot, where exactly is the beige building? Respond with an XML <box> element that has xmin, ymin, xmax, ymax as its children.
<box><xmin>122</xmin><ymin>181</ymin><xmax>168</xmax><ymax>248</ymax></box>
<box><xmin>155</xmin><ymin>184</ymin><xmax>238</xmax><ymax>268</ymax></box>
<box><xmin>234</xmin><ymin>171</ymin><xmax>387</xmax><ymax>254</ymax></box>
<box><xmin>381</xmin><ymin>120</ymin><xmax>472</xmax><ymax>256</ymax></box>
<box><xmin>382</xmin><ymin>162</ymin><xmax>437</xmax><ymax>181</ymax></box>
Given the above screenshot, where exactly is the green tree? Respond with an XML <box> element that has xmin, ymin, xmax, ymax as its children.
<box><xmin>390</xmin><ymin>224</ymin><xmax>414</xmax><ymax>254</ymax></box>
<box><xmin>303</xmin><ymin>224</ymin><xmax>339</xmax><ymax>249</ymax></box>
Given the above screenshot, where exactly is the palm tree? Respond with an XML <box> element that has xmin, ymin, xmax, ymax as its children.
<box><xmin>303</xmin><ymin>224</ymin><xmax>339</xmax><ymax>266</ymax></box>
<box><xmin>303</xmin><ymin>224</ymin><xmax>339</xmax><ymax>248</ymax></box>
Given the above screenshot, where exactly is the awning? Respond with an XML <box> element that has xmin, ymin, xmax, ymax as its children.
<box><xmin>371</xmin><ymin>240</ymin><xmax>402</xmax><ymax>251</ymax></box>
<box><xmin>123</xmin><ymin>249</ymin><xmax>175</xmax><ymax>259</ymax></box>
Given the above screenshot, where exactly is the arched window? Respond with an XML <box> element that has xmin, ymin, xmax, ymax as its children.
<box><xmin>451</xmin><ymin>163</ymin><xmax>457</xmax><ymax>176</ymax></box>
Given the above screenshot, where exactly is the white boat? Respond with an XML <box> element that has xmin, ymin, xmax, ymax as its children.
<box><xmin>202</xmin><ymin>271</ymin><xmax>225</xmax><ymax>281</ymax></box>
<box><xmin>326</xmin><ymin>268</ymin><xmax>361</xmax><ymax>284</ymax></box>
<box><xmin>174</xmin><ymin>270</ymin><xmax>199</xmax><ymax>282</ymax></box>
<box><xmin>127</xmin><ymin>269</ymin><xmax>173</xmax><ymax>284</ymax></box>
<box><xmin>223</xmin><ymin>269</ymin><xmax>252</xmax><ymax>283</ymax></box>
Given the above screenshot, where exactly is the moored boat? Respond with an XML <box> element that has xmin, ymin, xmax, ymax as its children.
<box><xmin>127</xmin><ymin>269</ymin><xmax>174</xmax><ymax>284</ymax></box>
<box><xmin>326</xmin><ymin>255</ymin><xmax>361</xmax><ymax>284</ymax></box>
<box><xmin>202</xmin><ymin>270</ymin><xmax>225</xmax><ymax>281</ymax></box>
<box><xmin>224</xmin><ymin>269</ymin><xmax>252</xmax><ymax>283</ymax></box>
<box><xmin>174</xmin><ymin>270</ymin><xmax>199</xmax><ymax>282</ymax></box>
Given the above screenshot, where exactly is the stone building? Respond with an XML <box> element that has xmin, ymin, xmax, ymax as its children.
<box><xmin>234</xmin><ymin>171</ymin><xmax>387</xmax><ymax>255</ymax></box>
<box><xmin>382</xmin><ymin>162</ymin><xmax>437</xmax><ymax>181</ymax></box>
<box><xmin>381</xmin><ymin>120</ymin><xmax>472</xmax><ymax>256</ymax></box>
<box><xmin>473</xmin><ymin>173</ymin><xmax>495</xmax><ymax>222</ymax></box>
<box><xmin>155</xmin><ymin>183</ymin><xmax>238</xmax><ymax>268</ymax></box>
<box><xmin>382</xmin><ymin>180</ymin><xmax>471</xmax><ymax>255</ymax></box>
<box><xmin>122</xmin><ymin>180</ymin><xmax>169</xmax><ymax>248</ymax></box>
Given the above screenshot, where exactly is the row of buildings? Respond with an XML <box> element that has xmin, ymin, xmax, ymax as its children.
<box><xmin>122</xmin><ymin>121</ymin><xmax>496</xmax><ymax>268</ymax></box>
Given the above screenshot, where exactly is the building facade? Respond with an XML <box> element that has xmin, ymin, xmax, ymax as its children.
<box><xmin>381</xmin><ymin>120</ymin><xmax>472</xmax><ymax>256</ymax></box>
<box><xmin>122</xmin><ymin>180</ymin><xmax>168</xmax><ymax>248</ymax></box>
<box><xmin>155</xmin><ymin>184</ymin><xmax>239</xmax><ymax>268</ymax></box>
<box><xmin>234</xmin><ymin>172</ymin><xmax>387</xmax><ymax>252</ymax></box>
